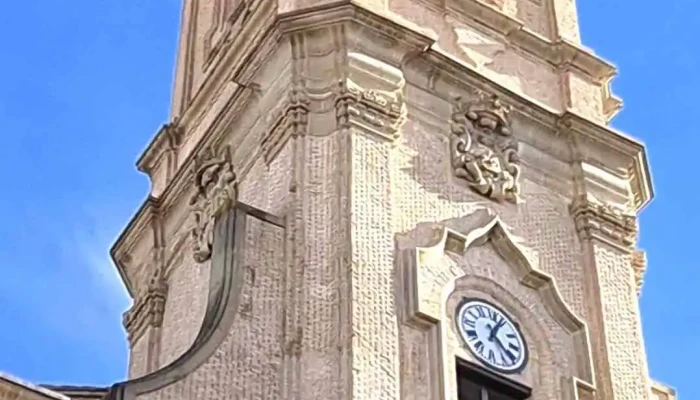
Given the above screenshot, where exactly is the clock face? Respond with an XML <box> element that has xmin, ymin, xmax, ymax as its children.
<box><xmin>455</xmin><ymin>298</ymin><xmax>528</xmax><ymax>374</ymax></box>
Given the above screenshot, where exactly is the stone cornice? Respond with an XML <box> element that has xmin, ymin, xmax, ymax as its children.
<box><xmin>0</xmin><ymin>373</ymin><xmax>69</xmax><ymax>400</ymax></box>
<box><xmin>569</xmin><ymin>194</ymin><xmax>638</xmax><ymax>252</ymax></box>
<box><xmin>112</xmin><ymin>0</ymin><xmax>653</xmax><ymax>296</ymax></box>
<box><xmin>560</xmin><ymin>112</ymin><xmax>653</xmax><ymax>212</ymax></box>
<box><xmin>136</xmin><ymin>122</ymin><xmax>184</xmax><ymax>178</ymax></box>
<box><xmin>412</xmin><ymin>0</ymin><xmax>618</xmax><ymax>84</ymax></box>
<box><xmin>413</xmin><ymin>48</ymin><xmax>653</xmax><ymax>213</ymax></box>
<box><xmin>651</xmin><ymin>380</ymin><xmax>677</xmax><ymax>400</ymax></box>
<box><xmin>110</xmin><ymin>83</ymin><xmax>257</xmax><ymax>297</ymax></box>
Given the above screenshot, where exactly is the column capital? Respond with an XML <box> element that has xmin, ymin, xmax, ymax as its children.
<box><xmin>123</xmin><ymin>268</ymin><xmax>168</xmax><ymax>345</ymax></box>
<box><xmin>569</xmin><ymin>194</ymin><xmax>637</xmax><ymax>252</ymax></box>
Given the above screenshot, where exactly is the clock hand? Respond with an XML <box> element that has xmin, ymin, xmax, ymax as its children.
<box><xmin>493</xmin><ymin>335</ymin><xmax>517</xmax><ymax>363</ymax></box>
<box><xmin>488</xmin><ymin>320</ymin><xmax>506</xmax><ymax>341</ymax></box>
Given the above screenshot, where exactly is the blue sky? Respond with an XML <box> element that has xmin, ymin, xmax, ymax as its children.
<box><xmin>0</xmin><ymin>0</ymin><xmax>696</xmax><ymax>397</ymax></box>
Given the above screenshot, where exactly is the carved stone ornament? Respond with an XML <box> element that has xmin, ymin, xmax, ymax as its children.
<box><xmin>569</xmin><ymin>194</ymin><xmax>638</xmax><ymax>250</ymax></box>
<box><xmin>189</xmin><ymin>145</ymin><xmax>237</xmax><ymax>263</ymax></box>
<box><xmin>631</xmin><ymin>250</ymin><xmax>647</xmax><ymax>297</ymax></box>
<box><xmin>335</xmin><ymin>80</ymin><xmax>406</xmax><ymax>140</ymax></box>
<box><xmin>451</xmin><ymin>93</ymin><xmax>522</xmax><ymax>203</ymax></box>
<box><xmin>123</xmin><ymin>266</ymin><xmax>168</xmax><ymax>344</ymax></box>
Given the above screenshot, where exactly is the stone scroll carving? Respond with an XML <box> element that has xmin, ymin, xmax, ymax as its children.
<box><xmin>189</xmin><ymin>145</ymin><xmax>237</xmax><ymax>263</ymax></box>
<box><xmin>451</xmin><ymin>93</ymin><xmax>522</xmax><ymax>203</ymax></box>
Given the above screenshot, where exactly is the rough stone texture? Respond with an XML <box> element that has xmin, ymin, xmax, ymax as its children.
<box><xmin>128</xmin><ymin>335</ymin><xmax>149</xmax><ymax>379</ymax></box>
<box><xmin>137</xmin><ymin>152</ymin><xmax>290</xmax><ymax>400</ymax></box>
<box><xmin>158</xmin><ymin>259</ymin><xmax>210</xmax><ymax>368</ymax></box>
<box><xmin>105</xmin><ymin>0</ymin><xmax>670</xmax><ymax>399</ymax></box>
<box><xmin>593</xmin><ymin>243</ymin><xmax>649</xmax><ymax>400</ymax></box>
<box><xmin>393</xmin><ymin>107</ymin><xmax>588</xmax><ymax>322</ymax></box>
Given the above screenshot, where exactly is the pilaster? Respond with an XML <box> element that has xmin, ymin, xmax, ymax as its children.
<box><xmin>569</xmin><ymin>157</ymin><xmax>651</xmax><ymax>399</ymax></box>
<box><xmin>123</xmin><ymin>265</ymin><xmax>168</xmax><ymax>378</ymax></box>
<box><xmin>278</xmin><ymin>11</ymin><xmax>431</xmax><ymax>399</ymax></box>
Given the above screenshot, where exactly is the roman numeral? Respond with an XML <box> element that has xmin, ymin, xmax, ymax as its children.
<box><xmin>466</xmin><ymin>329</ymin><xmax>478</xmax><ymax>340</ymax></box>
<box><xmin>500</xmin><ymin>352</ymin><xmax>509</xmax><ymax>366</ymax></box>
<box><xmin>488</xmin><ymin>349</ymin><xmax>496</xmax><ymax>364</ymax></box>
<box><xmin>475</xmin><ymin>341</ymin><xmax>485</xmax><ymax>355</ymax></box>
<box><xmin>505</xmin><ymin>350</ymin><xmax>517</xmax><ymax>362</ymax></box>
<box><xmin>462</xmin><ymin>317</ymin><xmax>476</xmax><ymax>328</ymax></box>
<box><xmin>488</xmin><ymin>309</ymin><xmax>498</xmax><ymax>321</ymax></box>
<box><xmin>476</xmin><ymin>306</ymin><xmax>486</xmax><ymax>318</ymax></box>
<box><xmin>508</xmin><ymin>342</ymin><xmax>520</xmax><ymax>352</ymax></box>
<box><xmin>506</xmin><ymin>333</ymin><xmax>517</xmax><ymax>339</ymax></box>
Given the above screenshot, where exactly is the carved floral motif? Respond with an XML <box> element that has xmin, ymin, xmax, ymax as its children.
<box><xmin>451</xmin><ymin>93</ymin><xmax>522</xmax><ymax>203</ymax></box>
<box><xmin>189</xmin><ymin>145</ymin><xmax>237</xmax><ymax>263</ymax></box>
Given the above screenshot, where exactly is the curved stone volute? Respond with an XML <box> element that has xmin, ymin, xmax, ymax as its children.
<box><xmin>104</xmin><ymin>204</ymin><xmax>285</xmax><ymax>400</ymax></box>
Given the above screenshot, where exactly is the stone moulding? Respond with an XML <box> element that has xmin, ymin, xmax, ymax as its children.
<box><xmin>104</xmin><ymin>203</ymin><xmax>286</xmax><ymax>400</ymax></box>
<box><xmin>189</xmin><ymin>144</ymin><xmax>238</xmax><ymax>263</ymax></box>
<box><xmin>335</xmin><ymin>79</ymin><xmax>407</xmax><ymax>141</ymax></box>
<box><xmin>122</xmin><ymin>268</ymin><xmax>168</xmax><ymax>344</ymax></box>
<box><xmin>260</xmin><ymin>88</ymin><xmax>310</xmax><ymax>164</ymax></box>
<box><xmin>451</xmin><ymin>93</ymin><xmax>522</xmax><ymax>203</ymax></box>
<box><xmin>397</xmin><ymin>211</ymin><xmax>595</xmax><ymax>399</ymax></box>
<box><xmin>569</xmin><ymin>194</ymin><xmax>638</xmax><ymax>252</ymax></box>
<box><xmin>631</xmin><ymin>249</ymin><xmax>647</xmax><ymax>297</ymax></box>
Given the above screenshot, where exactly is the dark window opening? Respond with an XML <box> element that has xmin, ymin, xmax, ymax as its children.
<box><xmin>456</xmin><ymin>358</ymin><xmax>531</xmax><ymax>400</ymax></box>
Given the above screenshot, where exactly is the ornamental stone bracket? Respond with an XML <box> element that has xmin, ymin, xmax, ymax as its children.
<box><xmin>569</xmin><ymin>194</ymin><xmax>638</xmax><ymax>252</ymax></box>
<box><xmin>123</xmin><ymin>267</ymin><xmax>168</xmax><ymax>345</ymax></box>
<box><xmin>189</xmin><ymin>144</ymin><xmax>238</xmax><ymax>263</ymax></box>
<box><xmin>451</xmin><ymin>92</ymin><xmax>522</xmax><ymax>203</ymax></box>
<box><xmin>632</xmin><ymin>249</ymin><xmax>647</xmax><ymax>297</ymax></box>
<box><xmin>335</xmin><ymin>79</ymin><xmax>407</xmax><ymax>141</ymax></box>
<box><xmin>335</xmin><ymin>52</ymin><xmax>407</xmax><ymax>141</ymax></box>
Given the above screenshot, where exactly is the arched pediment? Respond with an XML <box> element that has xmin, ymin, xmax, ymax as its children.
<box><xmin>396</xmin><ymin>210</ymin><xmax>596</xmax><ymax>399</ymax></box>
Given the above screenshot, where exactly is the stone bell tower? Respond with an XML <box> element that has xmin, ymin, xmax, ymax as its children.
<box><xmin>105</xmin><ymin>0</ymin><xmax>676</xmax><ymax>399</ymax></box>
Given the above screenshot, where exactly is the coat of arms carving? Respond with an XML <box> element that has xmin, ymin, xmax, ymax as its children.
<box><xmin>189</xmin><ymin>144</ymin><xmax>237</xmax><ymax>263</ymax></box>
<box><xmin>451</xmin><ymin>93</ymin><xmax>522</xmax><ymax>203</ymax></box>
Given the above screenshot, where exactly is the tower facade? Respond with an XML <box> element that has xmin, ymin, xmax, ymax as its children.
<box><xmin>106</xmin><ymin>0</ymin><xmax>676</xmax><ymax>399</ymax></box>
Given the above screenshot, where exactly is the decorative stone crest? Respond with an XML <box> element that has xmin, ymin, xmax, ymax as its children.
<box><xmin>451</xmin><ymin>93</ymin><xmax>522</xmax><ymax>203</ymax></box>
<box><xmin>189</xmin><ymin>144</ymin><xmax>237</xmax><ymax>263</ymax></box>
<box><xmin>569</xmin><ymin>194</ymin><xmax>638</xmax><ymax>250</ymax></box>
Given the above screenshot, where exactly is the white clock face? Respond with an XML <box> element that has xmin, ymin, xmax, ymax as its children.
<box><xmin>456</xmin><ymin>298</ymin><xmax>528</xmax><ymax>374</ymax></box>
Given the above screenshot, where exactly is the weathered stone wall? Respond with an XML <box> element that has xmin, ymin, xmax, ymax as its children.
<box><xmin>138</xmin><ymin>144</ymin><xmax>292</xmax><ymax>400</ymax></box>
<box><xmin>113</xmin><ymin>0</ymin><xmax>658</xmax><ymax>398</ymax></box>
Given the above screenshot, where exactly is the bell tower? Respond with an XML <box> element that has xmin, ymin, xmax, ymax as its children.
<box><xmin>106</xmin><ymin>0</ymin><xmax>675</xmax><ymax>399</ymax></box>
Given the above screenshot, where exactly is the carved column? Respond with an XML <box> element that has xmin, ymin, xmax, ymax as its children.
<box><xmin>123</xmin><ymin>265</ymin><xmax>168</xmax><ymax>378</ymax></box>
<box><xmin>570</xmin><ymin>193</ymin><xmax>651</xmax><ymax>400</ymax></box>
